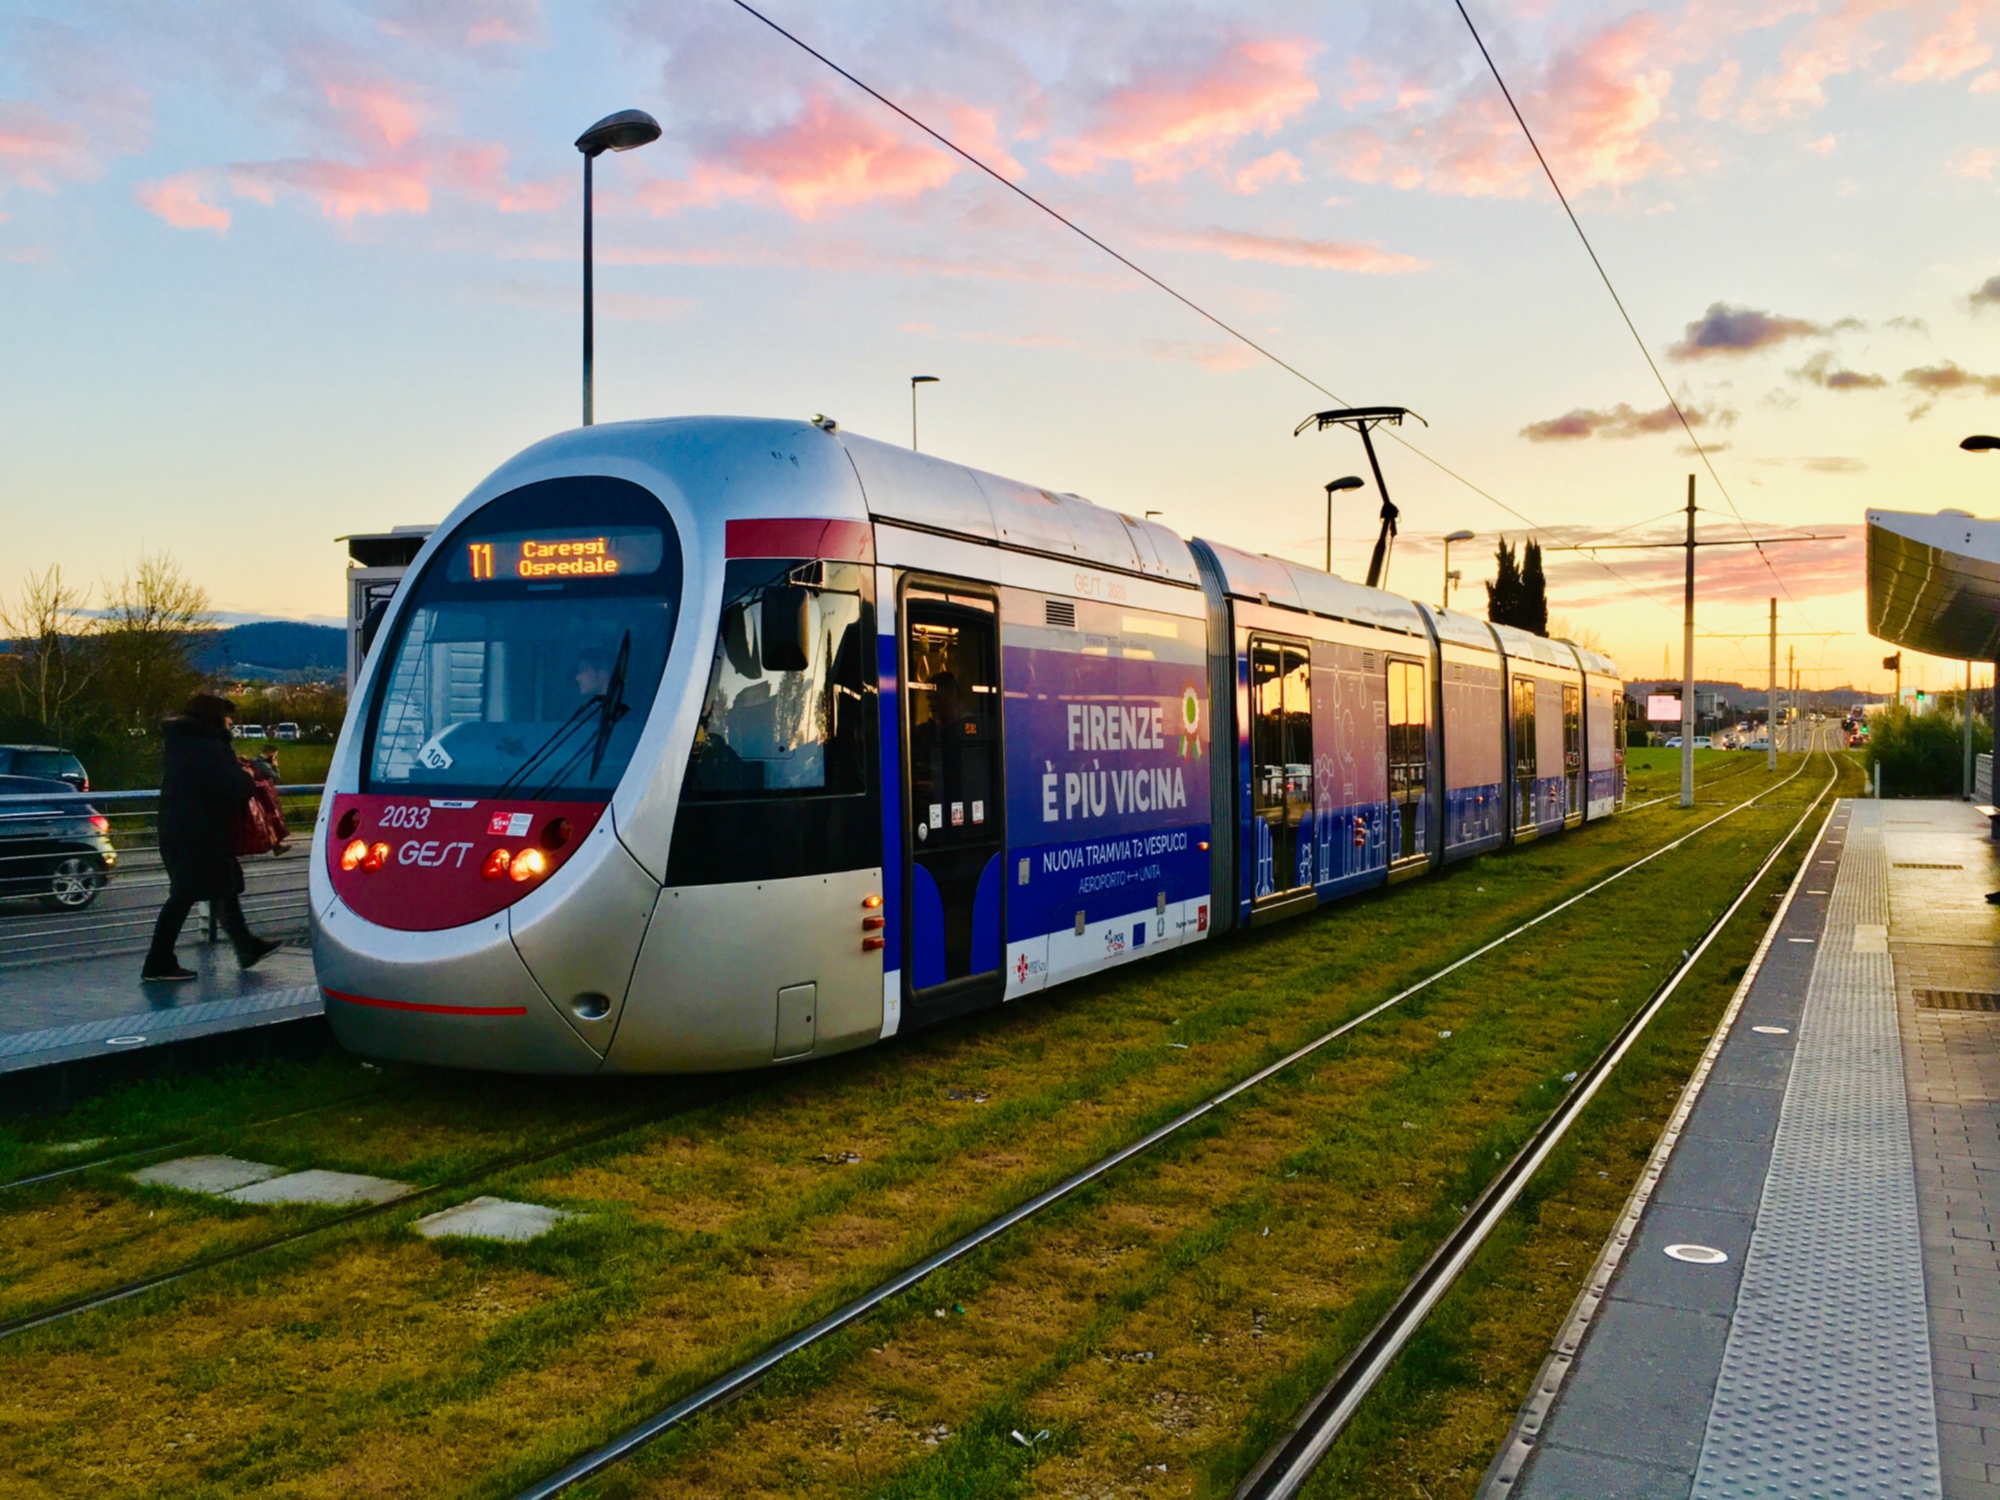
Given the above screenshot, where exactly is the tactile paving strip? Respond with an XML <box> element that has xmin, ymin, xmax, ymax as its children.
<box><xmin>1690</xmin><ymin>802</ymin><xmax>1942</xmax><ymax>1499</ymax></box>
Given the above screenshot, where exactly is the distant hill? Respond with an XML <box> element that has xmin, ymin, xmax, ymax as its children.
<box><xmin>196</xmin><ymin>622</ymin><xmax>346</xmax><ymax>681</ymax></box>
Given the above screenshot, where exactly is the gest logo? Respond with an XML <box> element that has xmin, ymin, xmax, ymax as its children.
<box><xmin>396</xmin><ymin>839</ymin><xmax>474</xmax><ymax>869</ymax></box>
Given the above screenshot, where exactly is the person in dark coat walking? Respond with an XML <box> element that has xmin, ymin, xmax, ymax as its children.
<box><xmin>142</xmin><ymin>693</ymin><xmax>279</xmax><ymax>982</ymax></box>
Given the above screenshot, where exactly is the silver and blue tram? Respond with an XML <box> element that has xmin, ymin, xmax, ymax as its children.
<box><xmin>310</xmin><ymin>416</ymin><xmax>1625</xmax><ymax>1074</ymax></box>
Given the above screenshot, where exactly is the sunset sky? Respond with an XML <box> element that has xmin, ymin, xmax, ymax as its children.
<box><xmin>6</xmin><ymin>0</ymin><xmax>2000</xmax><ymax>694</ymax></box>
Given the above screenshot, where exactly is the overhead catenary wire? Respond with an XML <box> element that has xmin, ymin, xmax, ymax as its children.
<box><xmin>1447</xmin><ymin>0</ymin><xmax>1823</xmax><ymax>636</ymax></box>
<box><xmin>719</xmin><ymin>0</ymin><xmax>1726</xmax><ymax>631</ymax></box>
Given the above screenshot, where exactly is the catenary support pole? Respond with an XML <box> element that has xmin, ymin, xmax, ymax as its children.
<box><xmin>1681</xmin><ymin>474</ymin><xmax>1695</xmax><ymax>809</ymax></box>
<box><xmin>1767</xmin><ymin>598</ymin><xmax>1777</xmax><ymax>772</ymax></box>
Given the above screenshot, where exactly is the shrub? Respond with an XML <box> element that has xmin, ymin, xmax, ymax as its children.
<box><xmin>1866</xmin><ymin>705</ymin><xmax>1991</xmax><ymax>797</ymax></box>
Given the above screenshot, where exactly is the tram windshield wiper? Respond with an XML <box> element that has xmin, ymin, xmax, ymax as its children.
<box><xmin>510</xmin><ymin>631</ymin><xmax>633</xmax><ymax>801</ymax></box>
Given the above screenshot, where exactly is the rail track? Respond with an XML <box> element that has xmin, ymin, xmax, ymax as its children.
<box><xmin>506</xmin><ymin>743</ymin><xmax>1834</xmax><ymax>1499</ymax></box>
<box><xmin>1231</xmin><ymin>730</ymin><xmax>1840</xmax><ymax>1498</ymax></box>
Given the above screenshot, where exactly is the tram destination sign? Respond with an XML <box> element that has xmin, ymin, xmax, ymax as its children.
<box><xmin>450</xmin><ymin>526</ymin><xmax>665</xmax><ymax>583</ymax></box>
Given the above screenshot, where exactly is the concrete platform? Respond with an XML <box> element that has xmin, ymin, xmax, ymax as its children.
<box><xmin>0</xmin><ymin>941</ymin><xmax>321</xmax><ymax>1076</ymax></box>
<box><xmin>1489</xmin><ymin>798</ymin><xmax>2000</xmax><ymax>1500</ymax></box>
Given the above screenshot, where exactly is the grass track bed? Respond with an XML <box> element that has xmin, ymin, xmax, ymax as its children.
<box><xmin>0</xmin><ymin>753</ymin><xmax>1836</xmax><ymax>1498</ymax></box>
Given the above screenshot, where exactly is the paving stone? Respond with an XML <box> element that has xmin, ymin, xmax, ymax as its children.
<box><xmin>1534</xmin><ymin>1299</ymin><xmax>1729</xmax><ymax>1473</ymax></box>
<box><xmin>131</xmin><ymin>1155</ymin><xmax>282</xmax><ymax>1195</ymax></box>
<box><xmin>1516</xmin><ymin>1441</ymin><xmax>1693</xmax><ymax>1500</ymax></box>
<box><xmin>414</xmin><ymin>1196</ymin><xmax>579</xmax><ymax>1242</ymax></box>
<box><xmin>224</xmin><ymin>1169</ymin><xmax>409</xmax><ymax>1207</ymax></box>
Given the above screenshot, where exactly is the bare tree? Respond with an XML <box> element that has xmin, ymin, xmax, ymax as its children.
<box><xmin>97</xmin><ymin>553</ymin><xmax>216</xmax><ymax>729</ymax></box>
<box><xmin>1548</xmin><ymin>615</ymin><xmax>1609</xmax><ymax>654</ymax></box>
<box><xmin>0</xmin><ymin>566</ymin><xmax>97</xmax><ymax>730</ymax></box>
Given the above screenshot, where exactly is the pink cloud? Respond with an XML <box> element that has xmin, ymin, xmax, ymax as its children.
<box><xmin>230</xmin><ymin>157</ymin><xmax>430</xmax><ymax>220</ymax></box>
<box><xmin>1893</xmin><ymin>0</ymin><xmax>1994</xmax><ymax>82</ymax></box>
<box><xmin>1325</xmin><ymin>15</ymin><xmax>1675</xmax><ymax>199</ymax></box>
<box><xmin>724</xmin><ymin>96</ymin><xmax>957</xmax><ymax>218</ymax></box>
<box><xmin>638</xmin><ymin>96</ymin><xmax>966</xmax><ymax>221</ymax></box>
<box><xmin>136</xmin><ymin>171</ymin><xmax>229</xmax><ymax>233</ymax></box>
<box><xmin>1046</xmin><ymin>39</ymin><xmax>1320</xmax><ymax>183</ymax></box>
<box><xmin>377</xmin><ymin>0</ymin><xmax>540</xmax><ymax>49</ymax></box>
<box><xmin>1739</xmin><ymin>0</ymin><xmax>1901</xmax><ymax>122</ymax></box>
<box><xmin>1232</xmin><ymin>149</ymin><xmax>1304</xmax><ymax>194</ymax></box>
<box><xmin>0</xmin><ymin>101</ymin><xmax>91</xmax><ymax>192</ymax></box>
<box><xmin>1148</xmin><ymin>225</ymin><xmax>1427</xmax><ymax>274</ymax></box>
<box><xmin>323</xmin><ymin>81</ymin><xmax>426</xmax><ymax>150</ymax></box>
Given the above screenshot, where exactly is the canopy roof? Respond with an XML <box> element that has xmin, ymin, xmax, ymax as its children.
<box><xmin>1866</xmin><ymin>508</ymin><xmax>2000</xmax><ymax>661</ymax></box>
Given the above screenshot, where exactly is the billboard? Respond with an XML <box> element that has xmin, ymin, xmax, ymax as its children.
<box><xmin>1646</xmin><ymin>694</ymin><xmax>1684</xmax><ymax>723</ymax></box>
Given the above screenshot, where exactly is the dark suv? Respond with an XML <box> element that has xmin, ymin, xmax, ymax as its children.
<box><xmin>0</xmin><ymin>746</ymin><xmax>89</xmax><ymax>792</ymax></box>
<box><xmin>0</xmin><ymin>775</ymin><xmax>116</xmax><ymax>911</ymax></box>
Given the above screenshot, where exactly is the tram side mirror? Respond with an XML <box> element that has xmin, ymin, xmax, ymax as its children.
<box><xmin>760</xmin><ymin>585</ymin><xmax>813</xmax><ymax>673</ymax></box>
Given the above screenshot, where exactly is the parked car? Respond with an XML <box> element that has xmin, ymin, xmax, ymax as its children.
<box><xmin>275</xmin><ymin>722</ymin><xmax>301</xmax><ymax>741</ymax></box>
<box><xmin>238</xmin><ymin>723</ymin><xmax>267</xmax><ymax>741</ymax></box>
<box><xmin>0</xmin><ymin>774</ymin><xmax>115</xmax><ymax>911</ymax></box>
<box><xmin>1663</xmin><ymin>737</ymin><xmax>1683</xmax><ymax>748</ymax></box>
<box><xmin>0</xmin><ymin>745</ymin><xmax>88</xmax><ymax>792</ymax></box>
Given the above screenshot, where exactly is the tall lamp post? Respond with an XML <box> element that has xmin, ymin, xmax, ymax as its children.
<box><xmin>576</xmin><ymin>109</ymin><xmax>662</xmax><ymax>427</ymax></box>
<box><xmin>1324</xmin><ymin>476</ymin><xmax>1364</xmax><ymax>573</ymax></box>
<box><xmin>911</xmin><ymin>375</ymin><xmax>939</xmax><ymax>451</ymax></box>
<box><xmin>1441</xmin><ymin>529</ymin><xmax>1474</xmax><ymax>609</ymax></box>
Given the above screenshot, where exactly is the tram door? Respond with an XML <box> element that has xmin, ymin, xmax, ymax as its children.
<box><xmin>1511</xmin><ymin>677</ymin><xmax>1538</xmax><ymax>834</ymax></box>
<box><xmin>1387</xmin><ymin>658</ymin><xmax>1428</xmax><ymax>865</ymax></box>
<box><xmin>1562</xmin><ymin>684</ymin><xmax>1583</xmax><ymax>821</ymax></box>
<box><xmin>1251</xmin><ymin>637</ymin><xmax>1314</xmax><ymax>898</ymax></box>
<box><xmin>903</xmin><ymin>586</ymin><xmax>1005</xmax><ymax>1001</ymax></box>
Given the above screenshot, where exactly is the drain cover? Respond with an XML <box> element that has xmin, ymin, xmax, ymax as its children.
<box><xmin>1893</xmin><ymin>862</ymin><xmax>1963</xmax><ymax>870</ymax></box>
<box><xmin>1751</xmin><ymin>1025</ymin><xmax>1790</xmax><ymax>1035</ymax></box>
<box><xmin>1665</xmin><ymin>1243</ymin><xmax>1729</xmax><ymax>1264</ymax></box>
<box><xmin>1915</xmin><ymin>990</ymin><xmax>2000</xmax><ymax>1011</ymax></box>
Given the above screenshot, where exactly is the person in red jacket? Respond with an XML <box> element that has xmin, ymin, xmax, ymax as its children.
<box><xmin>142</xmin><ymin>693</ymin><xmax>279</xmax><ymax>982</ymax></box>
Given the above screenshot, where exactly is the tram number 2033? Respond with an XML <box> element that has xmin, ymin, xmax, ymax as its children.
<box><xmin>377</xmin><ymin>804</ymin><xmax>433</xmax><ymax>831</ymax></box>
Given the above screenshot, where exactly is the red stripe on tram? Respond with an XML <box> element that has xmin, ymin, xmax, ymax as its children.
<box><xmin>323</xmin><ymin>987</ymin><xmax>527</xmax><ymax>1018</ymax></box>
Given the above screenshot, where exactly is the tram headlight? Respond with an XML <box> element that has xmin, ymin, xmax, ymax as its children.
<box><xmin>340</xmin><ymin>838</ymin><xmax>368</xmax><ymax>872</ymax></box>
<box><xmin>362</xmin><ymin>841</ymin><xmax>391</xmax><ymax>873</ymax></box>
<box><xmin>509</xmin><ymin>848</ymin><xmax>547</xmax><ymax>883</ymax></box>
<box><xmin>540</xmin><ymin>817</ymin><xmax>572</xmax><ymax>852</ymax></box>
<box><xmin>481</xmin><ymin>848</ymin><xmax>512</xmax><ymax>882</ymax></box>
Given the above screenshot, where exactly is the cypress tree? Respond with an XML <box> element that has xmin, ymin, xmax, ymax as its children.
<box><xmin>1520</xmin><ymin>539</ymin><xmax>1549</xmax><ymax>636</ymax></box>
<box><xmin>1486</xmin><ymin>539</ymin><xmax>1522</xmax><ymax>627</ymax></box>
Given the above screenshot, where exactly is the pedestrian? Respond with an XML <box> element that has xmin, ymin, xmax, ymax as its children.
<box><xmin>244</xmin><ymin>743</ymin><xmax>292</xmax><ymax>856</ymax></box>
<box><xmin>142</xmin><ymin>692</ymin><xmax>280</xmax><ymax>982</ymax></box>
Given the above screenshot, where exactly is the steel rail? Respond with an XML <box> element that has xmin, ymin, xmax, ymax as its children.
<box><xmin>1230</xmin><ymin>731</ymin><xmax>1839</xmax><ymax>1500</ymax></box>
<box><xmin>0</xmin><ymin>1080</ymin><xmax>746</xmax><ymax>1341</ymax></box>
<box><xmin>510</xmin><ymin>751</ymin><xmax>1822</xmax><ymax>1500</ymax></box>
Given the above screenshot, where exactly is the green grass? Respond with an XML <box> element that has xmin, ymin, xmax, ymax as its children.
<box><xmin>0</xmin><ymin>753</ymin><xmax>1835</xmax><ymax>1499</ymax></box>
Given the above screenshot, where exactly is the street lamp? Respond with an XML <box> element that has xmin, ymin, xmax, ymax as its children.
<box><xmin>910</xmin><ymin>375</ymin><xmax>939</xmax><ymax>451</ymax></box>
<box><xmin>1441</xmin><ymin>529</ymin><xmax>1475</xmax><ymax>609</ymax></box>
<box><xmin>1324</xmin><ymin>476</ymin><xmax>1365</xmax><ymax>573</ymax></box>
<box><xmin>576</xmin><ymin>108</ymin><xmax>662</xmax><ymax>427</ymax></box>
<box><xmin>1961</xmin><ymin>435</ymin><xmax>2000</xmax><ymax>450</ymax></box>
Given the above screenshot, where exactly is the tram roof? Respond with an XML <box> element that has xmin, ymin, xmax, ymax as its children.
<box><xmin>1488</xmin><ymin>620</ymin><xmax>1588</xmax><ymax>674</ymax></box>
<box><xmin>1866</xmin><ymin>508</ymin><xmax>2000</xmax><ymax>662</ymax></box>
<box><xmin>1191</xmin><ymin>540</ymin><xmax>1429</xmax><ymax>636</ymax></box>
<box><xmin>837</xmin><ymin>430</ymin><xmax>1203</xmax><ymax>587</ymax></box>
<box><xmin>1415</xmin><ymin>602</ymin><xmax>1501</xmax><ymax>654</ymax></box>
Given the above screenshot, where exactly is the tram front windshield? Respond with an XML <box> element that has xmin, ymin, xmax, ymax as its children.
<box><xmin>363</xmin><ymin>476</ymin><xmax>683</xmax><ymax>802</ymax></box>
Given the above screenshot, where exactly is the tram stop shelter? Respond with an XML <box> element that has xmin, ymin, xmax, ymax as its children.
<box><xmin>1868</xmin><ymin>508</ymin><xmax>2000</xmax><ymax>790</ymax></box>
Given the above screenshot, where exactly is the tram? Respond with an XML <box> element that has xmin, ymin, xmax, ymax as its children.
<box><xmin>310</xmin><ymin>416</ymin><xmax>1624</xmax><ymax>1074</ymax></box>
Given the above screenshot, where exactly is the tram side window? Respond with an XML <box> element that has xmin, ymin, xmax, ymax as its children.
<box><xmin>681</xmin><ymin>559</ymin><xmax>869</xmax><ymax>799</ymax></box>
<box><xmin>1512</xmin><ymin>678</ymin><xmax>1537</xmax><ymax>787</ymax></box>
